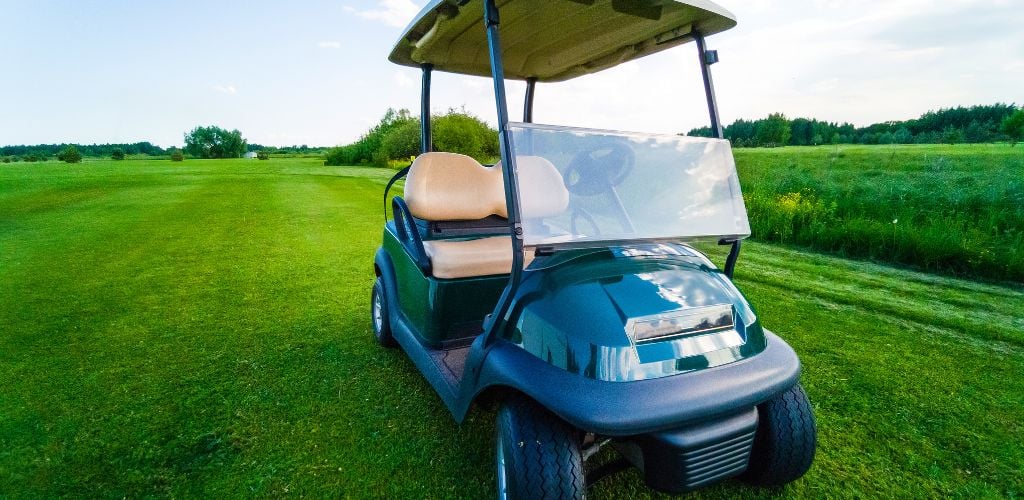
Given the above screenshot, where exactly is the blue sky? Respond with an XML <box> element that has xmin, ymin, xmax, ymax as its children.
<box><xmin>1</xmin><ymin>0</ymin><xmax>1022</xmax><ymax>147</ymax></box>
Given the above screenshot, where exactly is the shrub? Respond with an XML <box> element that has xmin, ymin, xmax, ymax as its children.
<box><xmin>170</xmin><ymin>149</ymin><xmax>184</xmax><ymax>162</ymax></box>
<box><xmin>379</xmin><ymin>120</ymin><xmax>421</xmax><ymax>161</ymax></box>
<box><xmin>111</xmin><ymin>148</ymin><xmax>125</xmax><ymax>160</ymax></box>
<box><xmin>325</xmin><ymin>108</ymin><xmax>415</xmax><ymax>166</ymax></box>
<box><xmin>256</xmin><ymin>150</ymin><xmax>270</xmax><ymax>160</ymax></box>
<box><xmin>57</xmin><ymin>146</ymin><xmax>83</xmax><ymax>164</ymax></box>
<box><xmin>433</xmin><ymin>111</ymin><xmax>499</xmax><ymax>162</ymax></box>
<box><xmin>2</xmin><ymin>157</ymin><xmax>10</xmax><ymax>163</ymax></box>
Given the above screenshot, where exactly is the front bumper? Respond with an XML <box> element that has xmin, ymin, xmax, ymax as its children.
<box><xmin>476</xmin><ymin>330</ymin><xmax>800</xmax><ymax>437</ymax></box>
<box><xmin>619</xmin><ymin>407</ymin><xmax>759</xmax><ymax>493</ymax></box>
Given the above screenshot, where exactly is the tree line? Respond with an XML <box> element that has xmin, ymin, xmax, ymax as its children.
<box><xmin>688</xmin><ymin>103</ymin><xmax>1023</xmax><ymax>147</ymax></box>
<box><xmin>4</xmin><ymin>104</ymin><xmax>1021</xmax><ymax>164</ymax></box>
<box><xmin>0</xmin><ymin>142</ymin><xmax>165</xmax><ymax>162</ymax></box>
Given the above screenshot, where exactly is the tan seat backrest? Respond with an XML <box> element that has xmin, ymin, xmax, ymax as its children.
<box><xmin>404</xmin><ymin>152</ymin><xmax>569</xmax><ymax>221</ymax></box>
<box><xmin>495</xmin><ymin>156</ymin><xmax>569</xmax><ymax>219</ymax></box>
<box><xmin>405</xmin><ymin>152</ymin><xmax>505</xmax><ymax>221</ymax></box>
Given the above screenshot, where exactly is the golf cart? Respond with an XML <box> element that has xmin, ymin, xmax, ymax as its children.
<box><xmin>371</xmin><ymin>0</ymin><xmax>816</xmax><ymax>496</ymax></box>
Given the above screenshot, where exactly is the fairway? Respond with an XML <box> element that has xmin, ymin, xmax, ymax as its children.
<box><xmin>1</xmin><ymin>159</ymin><xmax>1022</xmax><ymax>497</ymax></box>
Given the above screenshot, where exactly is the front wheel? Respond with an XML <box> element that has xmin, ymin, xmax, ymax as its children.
<box><xmin>741</xmin><ymin>383</ymin><xmax>817</xmax><ymax>486</ymax></box>
<box><xmin>370</xmin><ymin>278</ymin><xmax>396</xmax><ymax>347</ymax></box>
<box><xmin>495</xmin><ymin>395</ymin><xmax>584</xmax><ymax>499</ymax></box>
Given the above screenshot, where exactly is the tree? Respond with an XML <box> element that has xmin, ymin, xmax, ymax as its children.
<box><xmin>256</xmin><ymin>150</ymin><xmax>270</xmax><ymax>160</ymax></box>
<box><xmin>57</xmin><ymin>145</ymin><xmax>82</xmax><ymax>164</ymax></box>
<box><xmin>893</xmin><ymin>127</ymin><xmax>913</xmax><ymax>144</ymax></box>
<box><xmin>754</xmin><ymin>113</ymin><xmax>792</xmax><ymax>147</ymax></box>
<box><xmin>1002</xmin><ymin>110</ymin><xmax>1024</xmax><ymax>146</ymax></box>
<box><xmin>183</xmin><ymin>126</ymin><xmax>247</xmax><ymax>159</ymax></box>
<box><xmin>111</xmin><ymin>148</ymin><xmax>126</xmax><ymax>160</ymax></box>
<box><xmin>170</xmin><ymin>149</ymin><xmax>184</xmax><ymax>162</ymax></box>
<box><xmin>941</xmin><ymin>126</ymin><xmax>964</xmax><ymax>145</ymax></box>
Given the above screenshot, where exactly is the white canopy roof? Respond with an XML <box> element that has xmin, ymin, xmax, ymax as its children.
<box><xmin>389</xmin><ymin>0</ymin><xmax>737</xmax><ymax>82</ymax></box>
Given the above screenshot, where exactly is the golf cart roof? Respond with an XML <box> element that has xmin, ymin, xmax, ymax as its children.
<box><xmin>389</xmin><ymin>0</ymin><xmax>737</xmax><ymax>82</ymax></box>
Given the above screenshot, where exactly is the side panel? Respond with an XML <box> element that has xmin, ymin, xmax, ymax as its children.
<box><xmin>382</xmin><ymin>222</ymin><xmax>509</xmax><ymax>347</ymax></box>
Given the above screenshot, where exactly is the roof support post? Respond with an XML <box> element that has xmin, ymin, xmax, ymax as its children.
<box><xmin>523</xmin><ymin>77</ymin><xmax>537</xmax><ymax>123</ymax></box>
<box><xmin>694</xmin><ymin>31</ymin><xmax>722</xmax><ymax>139</ymax></box>
<box><xmin>453</xmin><ymin>0</ymin><xmax>529</xmax><ymax>413</ymax></box>
<box><xmin>482</xmin><ymin>0</ymin><xmax>525</xmax><ymax>340</ymax></box>
<box><xmin>420</xmin><ymin>63</ymin><xmax>433</xmax><ymax>154</ymax></box>
<box><xmin>696</xmin><ymin>31</ymin><xmax>742</xmax><ymax>278</ymax></box>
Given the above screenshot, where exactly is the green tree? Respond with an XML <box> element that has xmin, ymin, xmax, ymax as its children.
<box><xmin>57</xmin><ymin>145</ymin><xmax>82</xmax><ymax>164</ymax></box>
<box><xmin>1001</xmin><ymin>109</ymin><xmax>1024</xmax><ymax>146</ymax></box>
<box><xmin>111</xmin><ymin>148</ymin><xmax>126</xmax><ymax>160</ymax></box>
<box><xmin>941</xmin><ymin>126</ymin><xmax>964</xmax><ymax>145</ymax></box>
<box><xmin>183</xmin><ymin>126</ymin><xmax>247</xmax><ymax>159</ymax></box>
<box><xmin>170</xmin><ymin>149</ymin><xmax>184</xmax><ymax>162</ymax></box>
<box><xmin>256</xmin><ymin>150</ymin><xmax>270</xmax><ymax>160</ymax></box>
<box><xmin>754</xmin><ymin>113</ymin><xmax>792</xmax><ymax>147</ymax></box>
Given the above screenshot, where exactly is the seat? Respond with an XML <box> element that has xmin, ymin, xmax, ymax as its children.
<box><xmin>423</xmin><ymin>237</ymin><xmax>537</xmax><ymax>279</ymax></box>
<box><xmin>403</xmin><ymin>152</ymin><xmax>567</xmax><ymax>279</ymax></box>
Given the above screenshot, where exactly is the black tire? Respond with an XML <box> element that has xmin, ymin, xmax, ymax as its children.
<box><xmin>370</xmin><ymin>277</ymin><xmax>396</xmax><ymax>347</ymax></box>
<box><xmin>495</xmin><ymin>394</ymin><xmax>585</xmax><ymax>500</ymax></box>
<box><xmin>741</xmin><ymin>383</ymin><xmax>817</xmax><ymax>487</ymax></box>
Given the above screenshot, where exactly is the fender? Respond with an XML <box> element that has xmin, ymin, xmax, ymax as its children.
<box><xmin>463</xmin><ymin>331</ymin><xmax>802</xmax><ymax>436</ymax></box>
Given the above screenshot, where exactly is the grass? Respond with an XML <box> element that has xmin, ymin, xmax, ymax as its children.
<box><xmin>734</xmin><ymin>143</ymin><xmax>1024</xmax><ymax>282</ymax></box>
<box><xmin>1</xmin><ymin>157</ymin><xmax>1022</xmax><ymax>497</ymax></box>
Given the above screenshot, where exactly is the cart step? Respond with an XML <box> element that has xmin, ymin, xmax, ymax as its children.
<box><xmin>428</xmin><ymin>346</ymin><xmax>471</xmax><ymax>387</ymax></box>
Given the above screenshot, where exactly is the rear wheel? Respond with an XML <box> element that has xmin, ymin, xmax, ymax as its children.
<box><xmin>495</xmin><ymin>395</ymin><xmax>584</xmax><ymax>499</ymax></box>
<box><xmin>370</xmin><ymin>278</ymin><xmax>396</xmax><ymax>347</ymax></box>
<box><xmin>741</xmin><ymin>383</ymin><xmax>817</xmax><ymax>486</ymax></box>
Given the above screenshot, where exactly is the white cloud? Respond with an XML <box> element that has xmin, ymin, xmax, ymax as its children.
<box><xmin>349</xmin><ymin>0</ymin><xmax>421</xmax><ymax>28</ymax></box>
<box><xmin>317</xmin><ymin>41</ymin><xmax>342</xmax><ymax>49</ymax></box>
<box><xmin>212</xmin><ymin>85</ymin><xmax>238</xmax><ymax>95</ymax></box>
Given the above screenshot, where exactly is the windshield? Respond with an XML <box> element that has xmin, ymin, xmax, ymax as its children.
<box><xmin>509</xmin><ymin>123</ymin><xmax>750</xmax><ymax>248</ymax></box>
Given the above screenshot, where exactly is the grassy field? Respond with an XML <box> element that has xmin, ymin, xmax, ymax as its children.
<box><xmin>735</xmin><ymin>144</ymin><xmax>1024</xmax><ymax>282</ymax></box>
<box><xmin>1</xmin><ymin>158</ymin><xmax>1022</xmax><ymax>497</ymax></box>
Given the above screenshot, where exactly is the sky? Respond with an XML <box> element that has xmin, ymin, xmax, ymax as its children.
<box><xmin>1</xmin><ymin>0</ymin><xmax>1022</xmax><ymax>148</ymax></box>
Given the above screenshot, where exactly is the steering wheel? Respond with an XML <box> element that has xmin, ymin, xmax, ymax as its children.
<box><xmin>562</xmin><ymin>142</ymin><xmax>635</xmax><ymax>197</ymax></box>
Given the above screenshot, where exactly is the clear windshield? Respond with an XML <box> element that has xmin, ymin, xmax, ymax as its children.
<box><xmin>509</xmin><ymin>123</ymin><xmax>751</xmax><ymax>248</ymax></box>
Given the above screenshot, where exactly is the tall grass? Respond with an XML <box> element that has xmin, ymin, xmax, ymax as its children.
<box><xmin>735</xmin><ymin>144</ymin><xmax>1024</xmax><ymax>282</ymax></box>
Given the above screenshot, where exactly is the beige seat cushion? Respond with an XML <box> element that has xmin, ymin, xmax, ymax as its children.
<box><xmin>423</xmin><ymin>237</ymin><xmax>536</xmax><ymax>279</ymax></box>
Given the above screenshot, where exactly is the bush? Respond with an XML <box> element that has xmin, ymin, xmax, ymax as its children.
<box><xmin>432</xmin><ymin>111</ymin><xmax>499</xmax><ymax>162</ymax></box>
<box><xmin>170</xmin><ymin>150</ymin><xmax>184</xmax><ymax>162</ymax></box>
<box><xmin>328</xmin><ymin>108</ymin><xmax>499</xmax><ymax>167</ymax></box>
<box><xmin>325</xmin><ymin>108</ymin><xmax>415</xmax><ymax>166</ymax></box>
<box><xmin>256</xmin><ymin>150</ymin><xmax>270</xmax><ymax>160</ymax></box>
<box><xmin>111</xmin><ymin>148</ymin><xmax>125</xmax><ymax>160</ymax></box>
<box><xmin>2</xmin><ymin>157</ymin><xmax>10</xmax><ymax>163</ymax></box>
<box><xmin>57</xmin><ymin>146</ymin><xmax>82</xmax><ymax>164</ymax></box>
<box><xmin>379</xmin><ymin>120</ymin><xmax>421</xmax><ymax>161</ymax></box>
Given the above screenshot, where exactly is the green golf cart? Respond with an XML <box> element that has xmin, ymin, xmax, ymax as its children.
<box><xmin>371</xmin><ymin>0</ymin><xmax>816</xmax><ymax>497</ymax></box>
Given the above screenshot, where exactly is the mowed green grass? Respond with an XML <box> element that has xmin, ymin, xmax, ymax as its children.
<box><xmin>1</xmin><ymin>158</ymin><xmax>1022</xmax><ymax>497</ymax></box>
